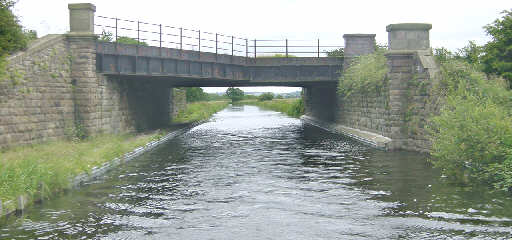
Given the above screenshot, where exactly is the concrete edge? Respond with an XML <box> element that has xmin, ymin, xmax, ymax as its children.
<box><xmin>301</xmin><ymin>115</ymin><xmax>392</xmax><ymax>150</ymax></box>
<box><xmin>0</xmin><ymin>120</ymin><xmax>206</xmax><ymax>219</ymax></box>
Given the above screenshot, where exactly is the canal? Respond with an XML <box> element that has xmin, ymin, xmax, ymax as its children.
<box><xmin>1</xmin><ymin>105</ymin><xmax>512</xmax><ymax>239</ymax></box>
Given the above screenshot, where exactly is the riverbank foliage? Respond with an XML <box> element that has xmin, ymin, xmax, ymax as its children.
<box><xmin>427</xmin><ymin>9</ymin><xmax>512</xmax><ymax>191</ymax></box>
<box><xmin>337</xmin><ymin>47</ymin><xmax>388</xmax><ymax>98</ymax></box>
<box><xmin>428</xmin><ymin>57</ymin><xmax>512</xmax><ymax>191</ymax></box>
<box><xmin>173</xmin><ymin>101</ymin><xmax>229</xmax><ymax>123</ymax></box>
<box><xmin>243</xmin><ymin>98</ymin><xmax>304</xmax><ymax>118</ymax></box>
<box><xmin>0</xmin><ymin>133</ymin><xmax>159</xmax><ymax>208</ymax></box>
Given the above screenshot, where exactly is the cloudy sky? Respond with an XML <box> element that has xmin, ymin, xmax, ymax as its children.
<box><xmin>13</xmin><ymin>0</ymin><xmax>510</xmax><ymax>93</ymax></box>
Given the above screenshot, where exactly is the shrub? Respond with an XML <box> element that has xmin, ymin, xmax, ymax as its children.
<box><xmin>338</xmin><ymin>48</ymin><xmax>388</xmax><ymax>98</ymax></box>
<box><xmin>184</xmin><ymin>87</ymin><xmax>207</xmax><ymax>102</ymax></box>
<box><xmin>258</xmin><ymin>92</ymin><xmax>274</xmax><ymax>101</ymax></box>
<box><xmin>428</xmin><ymin>58</ymin><xmax>512</xmax><ymax>190</ymax></box>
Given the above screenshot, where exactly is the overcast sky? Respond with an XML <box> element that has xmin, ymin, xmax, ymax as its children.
<box><xmin>13</xmin><ymin>0</ymin><xmax>510</xmax><ymax>93</ymax></box>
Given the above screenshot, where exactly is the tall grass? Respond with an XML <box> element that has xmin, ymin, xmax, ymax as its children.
<box><xmin>173</xmin><ymin>101</ymin><xmax>229</xmax><ymax>123</ymax></box>
<box><xmin>243</xmin><ymin>98</ymin><xmax>304</xmax><ymax>118</ymax></box>
<box><xmin>0</xmin><ymin>133</ymin><xmax>158</xmax><ymax>208</ymax></box>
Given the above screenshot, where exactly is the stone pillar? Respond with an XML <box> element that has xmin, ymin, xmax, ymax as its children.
<box><xmin>69</xmin><ymin>3</ymin><xmax>96</xmax><ymax>34</ymax></box>
<box><xmin>67</xmin><ymin>3</ymin><xmax>99</xmax><ymax>136</ymax></box>
<box><xmin>386</xmin><ymin>23</ymin><xmax>431</xmax><ymax>51</ymax></box>
<box><xmin>343</xmin><ymin>34</ymin><xmax>376</xmax><ymax>70</ymax></box>
<box><xmin>384</xmin><ymin>23</ymin><xmax>432</xmax><ymax>150</ymax></box>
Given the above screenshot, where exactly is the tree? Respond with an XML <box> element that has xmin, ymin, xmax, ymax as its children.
<box><xmin>184</xmin><ymin>87</ymin><xmax>207</xmax><ymax>102</ymax></box>
<box><xmin>98</xmin><ymin>30</ymin><xmax>148</xmax><ymax>46</ymax></box>
<box><xmin>258</xmin><ymin>92</ymin><xmax>274</xmax><ymax>101</ymax></box>
<box><xmin>225</xmin><ymin>87</ymin><xmax>244</xmax><ymax>102</ymax></box>
<box><xmin>326</xmin><ymin>48</ymin><xmax>344</xmax><ymax>57</ymax></box>
<box><xmin>0</xmin><ymin>0</ymin><xmax>29</xmax><ymax>55</ymax></box>
<box><xmin>481</xmin><ymin>9</ymin><xmax>512</xmax><ymax>86</ymax></box>
<box><xmin>456</xmin><ymin>41</ymin><xmax>483</xmax><ymax>67</ymax></box>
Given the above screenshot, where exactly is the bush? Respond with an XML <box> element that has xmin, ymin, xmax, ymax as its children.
<box><xmin>428</xmin><ymin>58</ymin><xmax>512</xmax><ymax>190</ymax></box>
<box><xmin>184</xmin><ymin>87</ymin><xmax>207</xmax><ymax>102</ymax></box>
<box><xmin>258</xmin><ymin>92</ymin><xmax>274</xmax><ymax>101</ymax></box>
<box><xmin>0</xmin><ymin>0</ymin><xmax>28</xmax><ymax>55</ymax></box>
<box><xmin>338</xmin><ymin>48</ymin><xmax>388</xmax><ymax>98</ymax></box>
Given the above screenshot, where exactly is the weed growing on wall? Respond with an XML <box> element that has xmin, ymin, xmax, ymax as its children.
<box><xmin>338</xmin><ymin>49</ymin><xmax>388</xmax><ymax>98</ymax></box>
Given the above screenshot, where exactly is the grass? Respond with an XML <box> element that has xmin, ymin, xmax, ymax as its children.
<box><xmin>173</xmin><ymin>101</ymin><xmax>229</xmax><ymax>123</ymax></box>
<box><xmin>242</xmin><ymin>98</ymin><xmax>305</xmax><ymax>118</ymax></box>
<box><xmin>0</xmin><ymin>132</ymin><xmax>159</xmax><ymax>211</ymax></box>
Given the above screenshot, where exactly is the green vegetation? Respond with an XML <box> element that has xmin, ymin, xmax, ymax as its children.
<box><xmin>225</xmin><ymin>87</ymin><xmax>244</xmax><ymax>102</ymax></box>
<box><xmin>257</xmin><ymin>54</ymin><xmax>296</xmax><ymax>58</ymax></box>
<box><xmin>243</xmin><ymin>98</ymin><xmax>304</xmax><ymax>118</ymax></box>
<box><xmin>0</xmin><ymin>133</ymin><xmax>161</xmax><ymax>210</ymax></box>
<box><xmin>337</xmin><ymin>47</ymin><xmax>388</xmax><ymax>98</ymax></box>
<box><xmin>427</xmin><ymin>9</ymin><xmax>512</xmax><ymax>191</ymax></box>
<box><xmin>0</xmin><ymin>0</ymin><xmax>37</xmax><ymax>78</ymax></box>
<box><xmin>258</xmin><ymin>92</ymin><xmax>274</xmax><ymax>101</ymax></box>
<box><xmin>0</xmin><ymin>0</ymin><xmax>30</xmax><ymax>55</ymax></box>
<box><xmin>98</xmin><ymin>30</ymin><xmax>148</xmax><ymax>46</ymax></box>
<box><xmin>173</xmin><ymin>101</ymin><xmax>229</xmax><ymax>123</ymax></box>
<box><xmin>326</xmin><ymin>47</ymin><xmax>344</xmax><ymax>58</ymax></box>
<box><xmin>481</xmin><ymin>10</ymin><xmax>512</xmax><ymax>86</ymax></box>
<box><xmin>428</xmin><ymin>58</ymin><xmax>512</xmax><ymax>191</ymax></box>
<box><xmin>183</xmin><ymin>87</ymin><xmax>208</xmax><ymax>102</ymax></box>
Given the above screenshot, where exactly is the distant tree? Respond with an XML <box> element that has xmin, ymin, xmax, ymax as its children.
<box><xmin>98</xmin><ymin>29</ymin><xmax>113</xmax><ymax>42</ymax></box>
<box><xmin>225</xmin><ymin>87</ymin><xmax>244</xmax><ymax>102</ymax></box>
<box><xmin>0</xmin><ymin>0</ymin><xmax>29</xmax><ymax>55</ymax></box>
<box><xmin>481</xmin><ymin>9</ymin><xmax>512</xmax><ymax>86</ymax></box>
<box><xmin>275</xmin><ymin>94</ymin><xmax>283</xmax><ymax>99</ymax></box>
<box><xmin>326</xmin><ymin>48</ymin><xmax>344</xmax><ymax>57</ymax></box>
<box><xmin>206</xmin><ymin>93</ymin><xmax>228</xmax><ymax>101</ymax></box>
<box><xmin>184</xmin><ymin>87</ymin><xmax>207</xmax><ymax>102</ymax></box>
<box><xmin>258</xmin><ymin>92</ymin><xmax>274</xmax><ymax>101</ymax></box>
<box><xmin>98</xmin><ymin>30</ymin><xmax>147</xmax><ymax>46</ymax></box>
<box><xmin>243</xmin><ymin>94</ymin><xmax>257</xmax><ymax>100</ymax></box>
<box><xmin>117</xmin><ymin>36</ymin><xmax>148</xmax><ymax>46</ymax></box>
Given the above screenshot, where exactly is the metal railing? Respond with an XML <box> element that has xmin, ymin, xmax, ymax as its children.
<box><xmin>94</xmin><ymin>16</ymin><xmax>343</xmax><ymax>58</ymax></box>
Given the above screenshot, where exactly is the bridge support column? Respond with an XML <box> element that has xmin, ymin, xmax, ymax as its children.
<box><xmin>384</xmin><ymin>23</ymin><xmax>432</xmax><ymax>150</ymax></box>
<box><xmin>67</xmin><ymin>3</ymin><xmax>99</xmax><ymax>136</ymax></box>
<box><xmin>342</xmin><ymin>34</ymin><xmax>376</xmax><ymax>70</ymax></box>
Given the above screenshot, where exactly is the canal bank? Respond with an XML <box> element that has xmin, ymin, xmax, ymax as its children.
<box><xmin>0</xmin><ymin>101</ymin><xmax>229</xmax><ymax>219</ymax></box>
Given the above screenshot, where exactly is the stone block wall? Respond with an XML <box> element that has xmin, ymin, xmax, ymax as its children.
<box><xmin>169</xmin><ymin>89</ymin><xmax>186</xmax><ymax>121</ymax></box>
<box><xmin>336</xmin><ymin>90</ymin><xmax>390</xmax><ymax>137</ymax></box>
<box><xmin>0</xmin><ymin>35</ymin><xmax>74</xmax><ymax>148</ymax></box>
<box><xmin>333</xmin><ymin>50</ymin><xmax>439</xmax><ymax>152</ymax></box>
<box><xmin>0</xmin><ymin>34</ymin><xmax>184</xmax><ymax>149</ymax></box>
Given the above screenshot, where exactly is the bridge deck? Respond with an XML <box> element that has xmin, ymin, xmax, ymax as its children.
<box><xmin>96</xmin><ymin>42</ymin><xmax>343</xmax><ymax>87</ymax></box>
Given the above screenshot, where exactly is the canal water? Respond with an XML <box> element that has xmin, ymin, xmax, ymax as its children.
<box><xmin>1</xmin><ymin>105</ymin><xmax>512</xmax><ymax>239</ymax></box>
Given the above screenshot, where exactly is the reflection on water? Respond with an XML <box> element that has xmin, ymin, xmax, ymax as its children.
<box><xmin>1</xmin><ymin>105</ymin><xmax>512</xmax><ymax>239</ymax></box>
